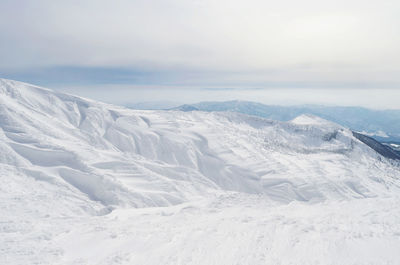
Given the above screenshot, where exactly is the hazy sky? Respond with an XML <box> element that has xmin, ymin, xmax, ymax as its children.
<box><xmin>1</xmin><ymin>0</ymin><xmax>400</xmax><ymax>108</ymax></box>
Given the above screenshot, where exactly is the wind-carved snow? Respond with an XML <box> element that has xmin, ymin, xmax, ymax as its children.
<box><xmin>1</xmin><ymin>78</ymin><xmax>400</xmax><ymax>265</ymax></box>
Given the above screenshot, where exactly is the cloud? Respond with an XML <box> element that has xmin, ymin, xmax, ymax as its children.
<box><xmin>1</xmin><ymin>0</ymin><xmax>400</xmax><ymax>88</ymax></box>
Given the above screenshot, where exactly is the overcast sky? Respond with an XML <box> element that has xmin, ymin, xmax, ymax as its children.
<box><xmin>1</xmin><ymin>0</ymin><xmax>400</xmax><ymax>108</ymax></box>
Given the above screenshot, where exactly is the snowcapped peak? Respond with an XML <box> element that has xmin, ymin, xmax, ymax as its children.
<box><xmin>290</xmin><ymin>113</ymin><xmax>336</xmax><ymax>126</ymax></box>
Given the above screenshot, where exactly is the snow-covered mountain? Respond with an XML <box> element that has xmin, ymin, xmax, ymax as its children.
<box><xmin>2</xmin><ymin>78</ymin><xmax>400</xmax><ymax>265</ymax></box>
<box><xmin>172</xmin><ymin>100</ymin><xmax>400</xmax><ymax>143</ymax></box>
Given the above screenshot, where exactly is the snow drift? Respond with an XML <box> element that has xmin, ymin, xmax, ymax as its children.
<box><xmin>1</xmin><ymin>78</ymin><xmax>400</xmax><ymax>265</ymax></box>
<box><xmin>1</xmin><ymin>78</ymin><xmax>400</xmax><ymax>210</ymax></box>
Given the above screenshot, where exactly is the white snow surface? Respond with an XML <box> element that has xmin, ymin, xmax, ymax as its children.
<box><xmin>1</xmin><ymin>78</ymin><xmax>400</xmax><ymax>265</ymax></box>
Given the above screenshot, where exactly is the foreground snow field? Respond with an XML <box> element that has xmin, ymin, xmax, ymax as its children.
<box><xmin>1</xmin><ymin>78</ymin><xmax>400</xmax><ymax>264</ymax></box>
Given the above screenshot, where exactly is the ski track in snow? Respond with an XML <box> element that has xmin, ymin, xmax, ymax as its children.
<box><xmin>1</xmin><ymin>78</ymin><xmax>400</xmax><ymax>265</ymax></box>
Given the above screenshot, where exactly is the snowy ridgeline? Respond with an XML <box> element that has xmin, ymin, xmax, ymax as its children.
<box><xmin>171</xmin><ymin>100</ymin><xmax>400</xmax><ymax>143</ymax></box>
<box><xmin>1</xmin><ymin>78</ymin><xmax>400</xmax><ymax>265</ymax></box>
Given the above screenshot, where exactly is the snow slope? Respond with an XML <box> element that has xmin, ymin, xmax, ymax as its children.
<box><xmin>1</xmin><ymin>78</ymin><xmax>400</xmax><ymax>265</ymax></box>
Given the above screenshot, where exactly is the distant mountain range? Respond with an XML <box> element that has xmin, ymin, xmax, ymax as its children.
<box><xmin>171</xmin><ymin>100</ymin><xmax>400</xmax><ymax>143</ymax></box>
<box><xmin>127</xmin><ymin>101</ymin><xmax>181</xmax><ymax>110</ymax></box>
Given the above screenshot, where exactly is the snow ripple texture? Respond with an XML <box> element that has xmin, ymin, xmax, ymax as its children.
<box><xmin>1</xmin><ymin>78</ymin><xmax>400</xmax><ymax>265</ymax></box>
